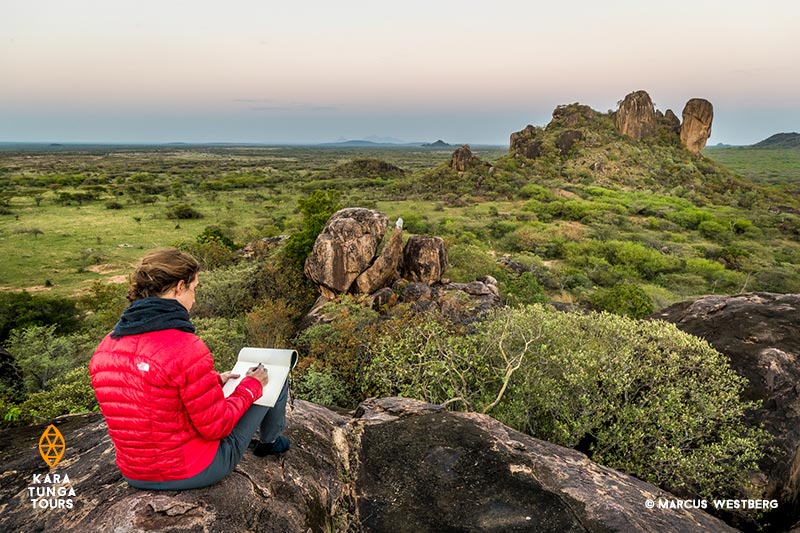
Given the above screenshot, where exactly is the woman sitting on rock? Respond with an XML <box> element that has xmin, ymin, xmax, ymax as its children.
<box><xmin>90</xmin><ymin>247</ymin><xmax>290</xmax><ymax>490</ymax></box>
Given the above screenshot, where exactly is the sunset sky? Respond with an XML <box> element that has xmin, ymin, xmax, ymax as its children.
<box><xmin>2</xmin><ymin>0</ymin><xmax>798</xmax><ymax>145</ymax></box>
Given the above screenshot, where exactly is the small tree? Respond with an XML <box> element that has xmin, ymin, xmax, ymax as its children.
<box><xmin>283</xmin><ymin>189</ymin><xmax>342</xmax><ymax>265</ymax></box>
<box><xmin>5</xmin><ymin>325</ymin><xmax>91</xmax><ymax>394</ymax></box>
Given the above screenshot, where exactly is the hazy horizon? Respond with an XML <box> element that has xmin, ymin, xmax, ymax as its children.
<box><xmin>3</xmin><ymin>1</ymin><xmax>799</xmax><ymax>146</ymax></box>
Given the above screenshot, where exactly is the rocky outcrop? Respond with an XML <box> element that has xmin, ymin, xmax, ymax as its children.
<box><xmin>556</xmin><ymin>130</ymin><xmax>584</xmax><ymax>155</ymax></box>
<box><xmin>302</xmin><ymin>210</ymin><xmax>503</xmax><ymax>326</ymax></box>
<box><xmin>662</xmin><ymin>109</ymin><xmax>682</xmax><ymax>134</ymax></box>
<box><xmin>402</xmin><ymin>236</ymin><xmax>447</xmax><ymax>285</ymax></box>
<box><xmin>615</xmin><ymin>90</ymin><xmax>658</xmax><ymax>141</ymax></box>
<box><xmin>510</xmin><ymin>124</ymin><xmax>544</xmax><ymax>160</ymax></box>
<box><xmin>0</xmin><ymin>398</ymin><xmax>737</xmax><ymax>532</ymax></box>
<box><xmin>395</xmin><ymin>277</ymin><xmax>501</xmax><ymax>323</ymax></box>
<box><xmin>450</xmin><ymin>144</ymin><xmax>478</xmax><ymax>172</ymax></box>
<box><xmin>354</xmin><ymin>223</ymin><xmax>404</xmax><ymax>294</ymax></box>
<box><xmin>652</xmin><ymin>292</ymin><xmax>800</xmax><ymax>531</ymax></box>
<box><xmin>549</xmin><ymin>103</ymin><xmax>597</xmax><ymax>129</ymax></box>
<box><xmin>679</xmin><ymin>98</ymin><xmax>714</xmax><ymax>154</ymax></box>
<box><xmin>304</xmin><ymin>208</ymin><xmax>388</xmax><ymax>298</ymax></box>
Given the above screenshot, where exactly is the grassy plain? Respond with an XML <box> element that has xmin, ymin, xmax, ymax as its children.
<box><xmin>1</xmin><ymin>138</ymin><xmax>798</xmax><ymax>307</ymax></box>
<box><xmin>704</xmin><ymin>146</ymin><xmax>800</xmax><ymax>184</ymax></box>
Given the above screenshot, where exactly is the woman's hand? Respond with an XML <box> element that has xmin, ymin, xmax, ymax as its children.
<box><xmin>246</xmin><ymin>364</ymin><xmax>269</xmax><ymax>387</ymax></box>
<box><xmin>219</xmin><ymin>372</ymin><xmax>240</xmax><ymax>385</ymax></box>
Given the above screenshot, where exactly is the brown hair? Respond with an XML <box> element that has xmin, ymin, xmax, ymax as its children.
<box><xmin>127</xmin><ymin>247</ymin><xmax>200</xmax><ymax>302</ymax></box>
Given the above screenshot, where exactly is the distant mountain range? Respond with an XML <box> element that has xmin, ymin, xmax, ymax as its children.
<box><xmin>752</xmin><ymin>132</ymin><xmax>800</xmax><ymax>148</ymax></box>
<box><xmin>316</xmin><ymin>139</ymin><xmax>455</xmax><ymax>148</ymax></box>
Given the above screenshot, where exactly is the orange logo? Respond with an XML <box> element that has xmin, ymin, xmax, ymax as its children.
<box><xmin>38</xmin><ymin>424</ymin><xmax>66</xmax><ymax>468</ymax></box>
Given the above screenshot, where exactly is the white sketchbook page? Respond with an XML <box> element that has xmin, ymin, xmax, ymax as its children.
<box><xmin>221</xmin><ymin>348</ymin><xmax>296</xmax><ymax>407</ymax></box>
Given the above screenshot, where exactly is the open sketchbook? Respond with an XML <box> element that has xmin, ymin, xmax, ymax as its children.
<box><xmin>222</xmin><ymin>347</ymin><xmax>298</xmax><ymax>407</ymax></box>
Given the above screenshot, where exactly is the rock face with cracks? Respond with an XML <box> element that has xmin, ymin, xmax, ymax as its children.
<box><xmin>304</xmin><ymin>208</ymin><xmax>388</xmax><ymax>298</ymax></box>
<box><xmin>679</xmin><ymin>98</ymin><xmax>714</xmax><ymax>154</ymax></box>
<box><xmin>1</xmin><ymin>397</ymin><xmax>737</xmax><ymax>532</ymax></box>
<box><xmin>615</xmin><ymin>90</ymin><xmax>658</xmax><ymax>141</ymax></box>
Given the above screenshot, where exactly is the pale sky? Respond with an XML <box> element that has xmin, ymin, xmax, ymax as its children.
<box><xmin>2</xmin><ymin>0</ymin><xmax>798</xmax><ymax>145</ymax></box>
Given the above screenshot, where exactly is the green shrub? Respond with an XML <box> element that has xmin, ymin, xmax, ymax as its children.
<box><xmin>698</xmin><ymin>219</ymin><xmax>729</xmax><ymax>242</ymax></box>
<box><xmin>78</xmin><ymin>281</ymin><xmax>127</xmax><ymax>333</ymax></box>
<box><xmin>496</xmin><ymin>271</ymin><xmax>546</xmax><ymax>307</ymax></box>
<box><xmin>296</xmin><ymin>297</ymin><xmax>379</xmax><ymax>395</ymax></box>
<box><xmin>166</xmin><ymin>203</ymin><xmax>203</xmax><ymax>219</ymax></box>
<box><xmin>293</xmin><ymin>364</ymin><xmax>352</xmax><ymax>407</ymax></box>
<box><xmin>197</xmin><ymin>226</ymin><xmax>236</xmax><ymax>250</ymax></box>
<box><xmin>4</xmin><ymin>325</ymin><xmax>92</xmax><ymax>395</ymax></box>
<box><xmin>565</xmin><ymin>240</ymin><xmax>682</xmax><ymax>281</ymax></box>
<box><xmin>14</xmin><ymin>366</ymin><xmax>96</xmax><ymax>424</ymax></box>
<box><xmin>192</xmin><ymin>262</ymin><xmax>261</xmax><ymax>318</ymax></box>
<box><xmin>245</xmin><ymin>300</ymin><xmax>299</xmax><ymax>348</ymax></box>
<box><xmin>180</xmin><ymin>239</ymin><xmax>237</xmax><ymax>270</ymax></box>
<box><xmin>590</xmin><ymin>282</ymin><xmax>654</xmax><ymax>319</ymax></box>
<box><xmin>446</xmin><ymin>243</ymin><xmax>497</xmax><ymax>283</ymax></box>
<box><xmin>361</xmin><ymin>306</ymin><xmax>769</xmax><ymax>504</ymax></box>
<box><xmin>399</xmin><ymin>212</ymin><xmax>429</xmax><ymax>234</ymax></box>
<box><xmin>193</xmin><ymin>316</ymin><xmax>247</xmax><ymax>373</ymax></box>
<box><xmin>284</xmin><ymin>189</ymin><xmax>342</xmax><ymax>265</ymax></box>
<box><xmin>0</xmin><ymin>292</ymin><xmax>81</xmax><ymax>342</ymax></box>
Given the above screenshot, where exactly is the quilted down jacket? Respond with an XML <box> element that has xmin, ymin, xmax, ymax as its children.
<box><xmin>90</xmin><ymin>329</ymin><xmax>263</xmax><ymax>481</ymax></box>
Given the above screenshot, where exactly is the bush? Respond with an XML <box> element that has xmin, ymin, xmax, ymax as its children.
<box><xmin>295</xmin><ymin>297</ymin><xmax>379</xmax><ymax>396</ymax></box>
<box><xmin>4</xmin><ymin>325</ymin><xmax>92</xmax><ymax>395</ymax></box>
<box><xmin>284</xmin><ymin>189</ymin><xmax>342</xmax><ymax>265</ymax></box>
<box><xmin>192</xmin><ymin>262</ymin><xmax>261</xmax><ymax>318</ymax></box>
<box><xmin>13</xmin><ymin>366</ymin><xmax>97</xmax><ymax>424</ymax></box>
<box><xmin>590</xmin><ymin>282</ymin><xmax>654</xmax><ymax>319</ymax></box>
<box><xmin>166</xmin><ymin>203</ymin><xmax>203</xmax><ymax>219</ymax></box>
<box><xmin>193</xmin><ymin>316</ymin><xmax>246</xmax><ymax>373</ymax></box>
<box><xmin>446</xmin><ymin>243</ymin><xmax>497</xmax><ymax>283</ymax></box>
<box><xmin>496</xmin><ymin>271</ymin><xmax>546</xmax><ymax>307</ymax></box>
<box><xmin>293</xmin><ymin>364</ymin><xmax>351</xmax><ymax>407</ymax></box>
<box><xmin>0</xmin><ymin>292</ymin><xmax>81</xmax><ymax>342</ymax></box>
<box><xmin>361</xmin><ymin>306</ymin><xmax>770</xmax><ymax>505</ymax></box>
<box><xmin>245</xmin><ymin>300</ymin><xmax>299</xmax><ymax>348</ymax></box>
<box><xmin>197</xmin><ymin>226</ymin><xmax>236</xmax><ymax>250</ymax></box>
<box><xmin>180</xmin><ymin>239</ymin><xmax>237</xmax><ymax>270</ymax></box>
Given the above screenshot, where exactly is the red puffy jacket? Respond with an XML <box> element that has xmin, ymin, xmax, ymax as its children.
<box><xmin>90</xmin><ymin>329</ymin><xmax>263</xmax><ymax>481</ymax></box>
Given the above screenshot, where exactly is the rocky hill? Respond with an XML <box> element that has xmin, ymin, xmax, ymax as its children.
<box><xmin>753</xmin><ymin>133</ymin><xmax>800</xmax><ymax>148</ymax></box>
<box><xmin>405</xmin><ymin>90</ymin><xmax>759</xmax><ymax>203</ymax></box>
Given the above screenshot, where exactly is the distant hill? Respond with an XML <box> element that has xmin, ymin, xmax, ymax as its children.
<box><xmin>422</xmin><ymin>140</ymin><xmax>452</xmax><ymax>148</ymax></box>
<box><xmin>752</xmin><ymin>132</ymin><xmax>800</xmax><ymax>148</ymax></box>
<box><xmin>319</xmin><ymin>140</ymin><xmax>385</xmax><ymax>147</ymax></box>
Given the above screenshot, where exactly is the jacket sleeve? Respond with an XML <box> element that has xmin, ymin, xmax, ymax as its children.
<box><xmin>174</xmin><ymin>339</ymin><xmax>264</xmax><ymax>441</ymax></box>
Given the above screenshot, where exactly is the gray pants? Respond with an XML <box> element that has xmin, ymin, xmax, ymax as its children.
<box><xmin>125</xmin><ymin>380</ymin><xmax>288</xmax><ymax>490</ymax></box>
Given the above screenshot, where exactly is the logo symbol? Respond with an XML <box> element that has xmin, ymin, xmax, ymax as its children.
<box><xmin>38</xmin><ymin>424</ymin><xmax>66</xmax><ymax>468</ymax></box>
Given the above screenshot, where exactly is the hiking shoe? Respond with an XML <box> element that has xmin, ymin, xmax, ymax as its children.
<box><xmin>253</xmin><ymin>435</ymin><xmax>290</xmax><ymax>456</ymax></box>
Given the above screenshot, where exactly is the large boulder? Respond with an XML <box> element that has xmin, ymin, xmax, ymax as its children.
<box><xmin>304</xmin><ymin>208</ymin><xmax>388</xmax><ymax>297</ymax></box>
<box><xmin>450</xmin><ymin>144</ymin><xmax>478</xmax><ymax>172</ymax></box>
<box><xmin>0</xmin><ymin>401</ymin><xmax>352</xmax><ymax>533</ymax></box>
<box><xmin>556</xmin><ymin>130</ymin><xmax>584</xmax><ymax>156</ymax></box>
<box><xmin>509</xmin><ymin>124</ymin><xmax>544</xmax><ymax>160</ymax></box>
<box><xmin>402</xmin><ymin>236</ymin><xmax>448</xmax><ymax>285</ymax></box>
<box><xmin>354</xmin><ymin>222</ymin><xmax>404</xmax><ymax>294</ymax></box>
<box><xmin>615</xmin><ymin>90</ymin><xmax>658</xmax><ymax>141</ymax></box>
<box><xmin>651</xmin><ymin>292</ymin><xmax>800</xmax><ymax>531</ymax></box>
<box><xmin>679</xmin><ymin>98</ymin><xmax>714</xmax><ymax>154</ymax></box>
<box><xmin>662</xmin><ymin>109</ymin><xmax>682</xmax><ymax>134</ymax></box>
<box><xmin>549</xmin><ymin>103</ymin><xmax>597</xmax><ymax>129</ymax></box>
<box><xmin>0</xmin><ymin>398</ymin><xmax>737</xmax><ymax>532</ymax></box>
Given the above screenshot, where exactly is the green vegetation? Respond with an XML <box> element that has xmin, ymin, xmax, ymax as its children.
<box><xmin>359</xmin><ymin>306</ymin><xmax>769</xmax><ymax>501</ymax></box>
